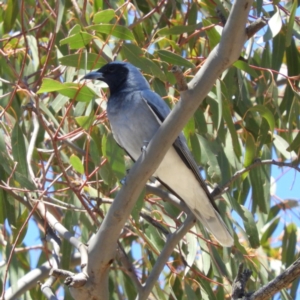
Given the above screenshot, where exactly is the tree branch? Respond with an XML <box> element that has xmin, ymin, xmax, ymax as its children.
<box><xmin>231</xmin><ymin>257</ymin><xmax>300</xmax><ymax>300</ymax></box>
<box><xmin>76</xmin><ymin>0</ymin><xmax>253</xmax><ymax>298</ymax></box>
<box><xmin>249</xmin><ymin>256</ymin><xmax>300</xmax><ymax>300</ymax></box>
<box><xmin>211</xmin><ymin>158</ymin><xmax>300</xmax><ymax>198</ymax></box>
<box><xmin>137</xmin><ymin>214</ymin><xmax>196</xmax><ymax>300</ymax></box>
<box><xmin>3</xmin><ymin>254</ymin><xmax>80</xmax><ymax>300</ymax></box>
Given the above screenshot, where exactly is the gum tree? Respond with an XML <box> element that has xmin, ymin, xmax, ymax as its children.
<box><xmin>0</xmin><ymin>0</ymin><xmax>299</xmax><ymax>299</ymax></box>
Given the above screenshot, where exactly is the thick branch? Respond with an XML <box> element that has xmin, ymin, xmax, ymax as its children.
<box><xmin>249</xmin><ymin>256</ymin><xmax>300</xmax><ymax>300</ymax></box>
<box><xmin>3</xmin><ymin>254</ymin><xmax>80</xmax><ymax>300</ymax></box>
<box><xmin>85</xmin><ymin>0</ymin><xmax>253</xmax><ymax>298</ymax></box>
<box><xmin>231</xmin><ymin>263</ymin><xmax>253</xmax><ymax>299</ymax></box>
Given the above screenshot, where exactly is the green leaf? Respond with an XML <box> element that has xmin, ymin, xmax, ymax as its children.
<box><xmin>263</xmin><ymin>7</ymin><xmax>282</xmax><ymax>42</ymax></box>
<box><xmin>286</xmin><ymin>38</ymin><xmax>300</xmax><ymax>77</ymax></box>
<box><xmin>222</xmin><ymin>98</ymin><xmax>242</xmax><ymax>158</ymax></box>
<box><xmin>59</xmin><ymin>53</ymin><xmax>107</xmax><ymax>70</ymax></box>
<box><xmin>282</xmin><ymin>223</ymin><xmax>297</xmax><ymax>267</ymax></box>
<box><xmin>249</xmin><ymin>145</ymin><xmax>271</xmax><ymax>214</ymax></box>
<box><xmin>12</xmin><ymin>123</ymin><xmax>28</xmax><ymax>178</ymax></box>
<box><xmin>61</xmin><ymin>209</ymin><xmax>75</xmax><ymax>270</ymax></box>
<box><xmin>87</xmin><ymin>24</ymin><xmax>135</xmax><ymax>40</ymax></box>
<box><xmin>240</xmin><ymin>206</ymin><xmax>260</xmax><ymax>248</ymax></box>
<box><xmin>75</xmin><ymin>115</ymin><xmax>96</xmax><ymax>130</ymax></box>
<box><xmin>69</xmin><ymin>24</ymin><xmax>81</xmax><ymax>35</ymax></box>
<box><xmin>121</xmin><ymin>44</ymin><xmax>166</xmax><ymax>81</ymax></box>
<box><xmin>156</xmin><ymin>50</ymin><xmax>195</xmax><ymax>68</ymax></box>
<box><xmin>202</xmin><ymin>19</ymin><xmax>220</xmax><ymax>50</ymax></box>
<box><xmin>26</xmin><ymin>36</ymin><xmax>39</xmax><ymax>71</ymax></box>
<box><xmin>285</xmin><ymin>0</ymin><xmax>297</xmax><ymax>47</ymax></box>
<box><xmin>90</xmin><ymin>135</ymin><xmax>102</xmax><ymax>166</ymax></box>
<box><xmin>272</xmin><ymin>32</ymin><xmax>285</xmax><ymax>75</ymax></box>
<box><xmin>105</xmin><ymin>133</ymin><xmax>125</xmax><ymax>180</ymax></box>
<box><xmin>260</xmin><ymin>217</ymin><xmax>280</xmax><ymax>246</ymax></box>
<box><xmin>183</xmin><ymin>225</ymin><xmax>197</xmax><ymax>275</ymax></box>
<box><xmin>286</xmin><ymin>131</ymin><xmax>300</xmax><ymax>152</ymax></box>
<box><xmin>144</xmin><ymin>224</ymin><xmax>165</xmax><ymax>253</ymax></box>
<box><xmin>99</xmin><ymin>160</ymin><xmax>115</xmax><ymax>186</ymax></box>
<box><xmin>131</xmin><ymin>190</ymin><xmax>145</xmax><ymax>224</ymax></box>
<box><xmin>0</xmin><ymin>130</ymin><xmax>14</xmax><ymax>174</ymax></box>
<box><xmin>70</xmin><ymin>154</ymin><xmax>84</xmax><ymax>175</ymax></box>
<box><xmin>0</xmin><ymin>175</ymin><xmax>15</xmax><ymax>225</ymax></box>
<box><xmin>210</xmin><ymin>245</ymin><xmax>228</xmax><ymax>277</ymax></box>
<box><xmin>273</xmin><ymin>134</ymin><xmax>297</xmax><ymax>160</ymax></box>
<box><xmin>199</xmin><ymin>277</ymin><xmax>216</xmax><ymax>300</ymax></box>
<box><xmin>197</xmin><ymin>135</ymin><xmax>221</xmax><ymax>182</ymax></box>
<box><xmin>37</xmin><ymin>78</ymin><xmax>98</xmax><ymax>102</ymax></box>
<box><xmin>248</xmin><ymin>105</ymin><xmax>275</xmax><ymax>133</ymax></box>
<box><xmin>14</xmin><ymin>172</ymin><xmax>37</xmax><ymax>190</ymax></box>
<box><xmin>93</xmin><ymin>9</ymin><xmax>115</xmax><ymax>24</ymax></box>
<box><xmin>56</xmin><ymin>0</ymin><xmax>65</xmax><ymax>33</ymax></box>
<box><xmin>3</xmin><ymin>0</ymin><xmax>19</xmax><ymax>33</ymax></box>
<box><xmin>244</xmin><ymin>132</ymin><xmax>256</xmax><ymax>167</ymax></box>
<box><xmin>233</xmin><ymin>61</ymin><xmax>259</xmax><ymax>78</ymax></box>
<box><xmin>13</xmin><ymin>207</ymin><xmax>28</xmax><ymax>245</ymax></box>
<box><xmin>185</xmin><ymin>282</ymin><xmax>197</xmax><ymax>300</ymax></box>
<box><xmin>157</xmin><ymin>24</ymin><xmax>199</xmax><ymax>35</ymax></box>
<box><xmin>60</xmin><ymin>32</ymin><xmax>94</xmax><ymax>49</ymax></box>
<box><xmin>216</xmin><ymin>80</ymin><xmax>223</xmax><ymax>131</ymax></box>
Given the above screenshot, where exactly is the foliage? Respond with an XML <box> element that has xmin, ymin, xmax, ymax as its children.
<box><xmin>0</xmin><ymin>0</ymin><xmax>299</xmax><ymax>299</ymax></box>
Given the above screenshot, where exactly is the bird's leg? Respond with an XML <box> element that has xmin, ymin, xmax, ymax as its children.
<box><xmin>141</xmin><ymin>140</ymin><xmax>149</xmax><ymax>152</ymax></box>
<box><xmin>120</xmin><ymin>169</ymin><xmax>130</xmax><ymax>185</ymax></box>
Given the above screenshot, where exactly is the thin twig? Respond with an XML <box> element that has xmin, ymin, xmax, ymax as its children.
<box><xmin>211</xmin><ymin>159</ymin><xmax>300</xmax><ymax>198</ymax></box>
<box><xmin>136</xmin><ymin>214</ymin><xmax>196</xmax><ymax>300</ymax></box>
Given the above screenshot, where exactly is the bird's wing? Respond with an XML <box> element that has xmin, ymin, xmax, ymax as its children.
<box><xmin>141</xmin><ymin>90</ymin><xmax>219</xmax><ymax>211</ymax></box>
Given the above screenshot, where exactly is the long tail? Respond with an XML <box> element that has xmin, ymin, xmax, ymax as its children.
<box><xmin>191</xmin><ymin>206</ymin><xmax>233</xmax><ymax>247</ymax></box>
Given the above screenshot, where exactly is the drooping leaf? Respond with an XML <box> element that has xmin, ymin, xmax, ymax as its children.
<box><xmin>11</xmin><ymin>123</ymin><xmax>29</xmax><ymax>179</ymax></box>
<box><xmin>87</xmin><ymin>24</ymin><xmax>135</xmax><ymax>40</ymax></box>
<box><xmin>286</xmin><ymin>131</ymin><xmax>300</xmax><ymax>152</ymax></box>
<box><xmin>75</xmin><ymin>115</ymin><xmax>96</xmax><ymax>130</ymax></box>
<box><xmin>70</xmin><ymin>154</ymin><xmax>84</xmax><ymax>175</ymax></box>
<box><xmin>273</xmin><ymin>134</ymin><xmax>297</xmax><ymax>160</ymax></box>
<box><xmin>121</xmin><ymin>44</ymin><xmax>166</xmax><ymax>81</ymax></box>
<box><xmin>197</xmin><ymin>135</ymin><xmax>221</xmax><ymax>182</ymax></box>
<box><xmin>131</xmin><ymin>190</ymin><xmax>145</xmax><ymax>224</ymax></box>
<box><xmin>285</xmin><ymin>0</ymin><xmax>297</xmax><ymax>47</ymax></box>
<box><xmin>59</xmin><ymin>53</ymin><xmax>107</xmax><ymax>70</ymax></box>
<box><xmin>60</xmin><ymin>32</ymin><xmax>94</xmax><ymax>49</ymax></box>
<box><xmin>202</xmin><ymin>19</ymin><xmax>221</xmax><ymax>50</ymax></box>
<box><xmin>156</xmin><ymin>50</ymin><xmax>195</xmax><ymax>68</ymax></box>
<box><xmin>157</xmin><ymin>24</ymin><xmax>200</xmax><ymax>35</ymax></box>
<box><xmin>37</xmin><ymin>78</ymin><xmax>98</xmax><ymax>102</ymax></box>
<box><xmin>248</xmin><ymin>105</ymin><xmax>275</xmax><ymax>133</ymax></box>
<box><xmin>183</xmin><ymin>226</ymin><xmax>197</xmax><ymax>275</ymax></box>
<box><xmin>240</xmin><ymin>206</ymin><xmax>260</xmax><ymax>248</ymax></box>
<box><xmin>3</xmin><ymin>0</ymin><xmax>19</xmax><ymax>33</ymax></box>
<box><xmin>104</xmin><ymin>133</ymin><xmax>125</xmax><ymax>180</ymax></box>
<box><xmin>263</xmin><ymin>7</ymin><xmax>282</xmax><ymax>42</ymax></box>
<box><xmin>93</xmin><ymin>9</ymin><xmax>115</xmax><ymax>24</ymax></box>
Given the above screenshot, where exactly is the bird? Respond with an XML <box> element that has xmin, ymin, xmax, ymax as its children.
<box><xmin>83</xmin><ymin>61</ymin><xmax>233</xmax><ymax>247</ymax></box>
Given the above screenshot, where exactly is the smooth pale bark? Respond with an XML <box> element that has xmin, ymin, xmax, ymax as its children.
<box><xmin>73</xmin><ymin>1</ymin><xmax>253</xmax><ymax>298</ymax></box>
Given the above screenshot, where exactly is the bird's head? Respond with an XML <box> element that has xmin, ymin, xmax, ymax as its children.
<box><xmin>82</xmin><ymin>61</ymin><xmax>150</xmax><ymax>95</ymax></box>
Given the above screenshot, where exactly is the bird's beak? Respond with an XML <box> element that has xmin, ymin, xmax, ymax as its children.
<box><xmin>81</xmin><ymin>71</ymin><xmax>104</xmax><ymax>81</ymax></box>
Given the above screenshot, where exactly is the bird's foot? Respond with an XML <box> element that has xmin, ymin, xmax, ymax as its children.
<box><xmin>141</xmin><ymin>140</ymin><xmax>149</xmax><ymax>152</ymax></box>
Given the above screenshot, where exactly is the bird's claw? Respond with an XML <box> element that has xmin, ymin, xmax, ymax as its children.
<box><xmin>141</xmin><ymin>140</ymin><xmax>149</xmax><ymax>152</ymax></box>
<box><xmin>120</xmin><ymin>177</ymin><xmax>126</xmax><ymax>185</ymax></box>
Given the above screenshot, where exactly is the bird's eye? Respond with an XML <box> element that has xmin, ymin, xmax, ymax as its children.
<box><xmin>107</xmin><ymin>65</ymin><xmax>115</xmax><ymax>72</ymax></box>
